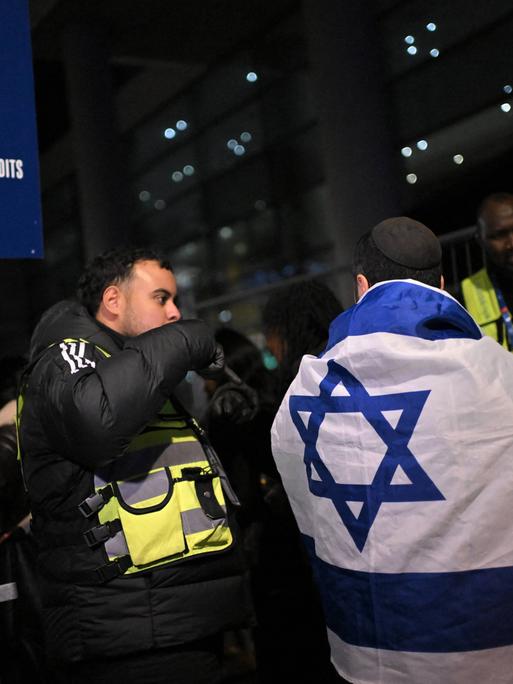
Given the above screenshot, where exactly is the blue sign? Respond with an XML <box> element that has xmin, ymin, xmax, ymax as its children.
<box><xmin>0</xmin><ymin>0</ymin><xmax>43</xmax><ymax>258</ymax></box>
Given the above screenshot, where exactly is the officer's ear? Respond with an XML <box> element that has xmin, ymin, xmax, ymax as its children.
<box><xmin>440</xmin><ymin>274</ymin><xmax>445</xmax><ymax>291</ymax></box>
<box><xmin>355</xmin><ymin>274</ymin><xmax>370</xmax><ymax>301</ymax></box>
<box><xmin>101</xmin><ymin>285</ymin><xmax>124</xmax><ymax>317</ymax></box>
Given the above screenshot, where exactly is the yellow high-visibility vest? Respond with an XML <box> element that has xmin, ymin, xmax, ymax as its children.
<box><xmin>18</xmin><ymin>338</ymin><xmax>234</xmax><ymax>581</ymax></box>
<box><xmin>461</xmin><ymin>268</ymin><xmax>509</xmax><ymax>350</ymax></box>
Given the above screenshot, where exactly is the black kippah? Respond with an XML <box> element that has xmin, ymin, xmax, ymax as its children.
<box><xmin>370</xmin><ymin>217</ymin><xmax>441</xmax><ymax>269</ymax></box>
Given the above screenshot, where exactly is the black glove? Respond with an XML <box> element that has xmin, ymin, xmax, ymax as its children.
<box><xmin>196</xmin><ymin>343</ymin><xmax>225</xmax><ymax>380</ymax></box>
<box><xmin>209</xmin><ymin>381</ymin><xmax>259</xmax><ymax>424</ymax></box>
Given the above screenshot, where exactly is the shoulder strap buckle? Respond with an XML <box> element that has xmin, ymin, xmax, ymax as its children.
<box><xmin>83</xmin><ymin>519</ymin><xmax>122</xmax><ymax>548</ymax></box>
<box><xmin>78</xmin><ymin>485</ymin><xmax>114</xmax><ymax>518</ymax></box>
<box><xmin>95</xmin><ymin>554</ymin><xmax>132</xmax><ymax>583</ymax></box>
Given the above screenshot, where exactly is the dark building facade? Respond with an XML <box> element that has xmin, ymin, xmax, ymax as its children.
<box><xmin>2</xmin><ymin>0</ymin><xmax>513</xmax><ymax>354</ymax></box>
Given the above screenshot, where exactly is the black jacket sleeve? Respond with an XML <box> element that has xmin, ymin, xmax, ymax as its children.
<box><xmin>35</xmin><ymin>320</ymin><xmax>216</xmax><ymax>469</ymax></box>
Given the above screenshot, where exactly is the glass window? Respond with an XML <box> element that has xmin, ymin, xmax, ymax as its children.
<box><xmin>392</xmin><ymin>17</ymin><xmax>513</xmax><ymax>141</ymax></box>
<box><xmin>132</xmin><ymin>142</ymin><xmax>200</xmax><ymax>220</ymax></box>
<box><xmin>399</xmin><ymin>102</ymin><xmax>513</xmax><ymax>191</ymax></box>
<box><xmin>134</xmin><ymin>190</ymin><xmax>205</xmax><ymax>249</ymax></box>
<box><xmin>380</xmin><ymin>0</ymin><xmax>513</xmax><ymax>78</ymax></box>
<box><xmin>260</xmin><ymin>69</ymin><xmax>316</xmax><ymax>144</ymax></box>
<box><xmin>253</xmin><ymin>11</ymin><xmax>308</xmax><ymax>79</ymax></box>
<box><xmin>192</xmin><ymin>51</ymin><xmax>258</xmax><ymax>128</ymax></box>
<box><xmin>378</xmin><ymin>0</ymin><xmax>513</xmax><ymax>223</ymax></box>
<box><xmin>205</xmin><ymin>155</ymin><xmax>272</xmax><ymax>227</ymax></box>
<box><xmin>269</xmin><ymin>125</ymin><xmax>324</xmax><ymax>200</ymax></box>
<box><xmin>199</xmin><ymin>102</ymin><xmax>263</xmax><ymax>178</ymax></box>
<box><xmin>125</xmin><ymin>95</ymin><xmax>193</xmax><ymax>172</ymax></box>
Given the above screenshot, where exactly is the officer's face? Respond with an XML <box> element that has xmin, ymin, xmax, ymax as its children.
<box><xmin>480</xmin><ymin>200</ymin><xmax>513</xmax><ymax>275</ymax></box>
<box><xmin>119</xmin><ymin>260</ymin><xmax>181</xmax><ymax>336</ymax></box>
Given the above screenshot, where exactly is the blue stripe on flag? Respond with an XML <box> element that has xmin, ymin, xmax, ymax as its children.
<box><xmin>326</xmin><ymin>281</ymin><xmax>481</xmax><ymax>352</ymax></box>
<box><xmin>303</xmin><ymin>535</ymin><xmax>513</xmax><ymax>653</ymax></box>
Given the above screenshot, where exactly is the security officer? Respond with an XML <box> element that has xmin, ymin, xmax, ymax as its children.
<box><xmin>461</xmin><ymin>192</ymin><xmax>513</xmax><ymax>350</ymax></box>
<box><xmin>18</xmin><ymin>247</ymin><xmax>253</xmax><ymax>684</ymax></box>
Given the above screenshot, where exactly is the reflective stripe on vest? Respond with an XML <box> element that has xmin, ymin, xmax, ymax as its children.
<box><xmin>461</xmin><ymin>268</ymin><xmax>508</xmax><ymax>349</ymax></box>
<box><xmin>0</xmin><ymin>582</ymin><xmax>18</xmax><ymax>603</ymax></box>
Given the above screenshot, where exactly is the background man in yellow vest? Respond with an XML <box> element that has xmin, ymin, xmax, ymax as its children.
<box><xmin>462</xmin><ymin>192</ymin><xmax>513</xmax><ymax>349</ymax></box>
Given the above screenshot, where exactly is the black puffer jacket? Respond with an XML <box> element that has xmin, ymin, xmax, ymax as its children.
<box><xmin>19</xmin><ymin>301</ymin><xmax>252</xmax><ymax>663</ymax></box>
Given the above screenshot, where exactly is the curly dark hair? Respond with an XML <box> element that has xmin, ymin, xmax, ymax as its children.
<box><xmin>262</xmin><ymin>280</ymin><xmax>342</xmax><ymax>397</ymax></box>
<box><xmin>76</xmin><ymin>247</ymin><xmax>172</xmax><ymax>315</ymax></box>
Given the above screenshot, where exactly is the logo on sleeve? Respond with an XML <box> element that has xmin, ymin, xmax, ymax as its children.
<box><xmin>60</xmin><ymin>341</ymin><xmax>96</xmax><ymax>374</ymax></box>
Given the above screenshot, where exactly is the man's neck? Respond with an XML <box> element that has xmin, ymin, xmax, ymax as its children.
<box><xmin>94</xmin><ymin>317</ymin><xmax>126</xmax><ymax>349</ymax></box>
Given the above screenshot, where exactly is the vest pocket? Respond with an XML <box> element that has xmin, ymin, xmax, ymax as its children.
<box><xmin>177</xmin><ymin>469</ymin><xmax>231</xmax><ymax>551</ymax></box>
<box><xmin>114</xmin><ymin>468</ymin><xmax>186</xmax><ymax>566</ymax></box>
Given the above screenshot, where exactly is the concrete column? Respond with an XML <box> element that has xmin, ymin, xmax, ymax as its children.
<box><xmin>62</xmin><ymin>23</ymin><xmax>131</xmax><ymax>261</ymax></box>
<box><xmin>303</xmin><ymin>0</ymin><xmax>401</xmax><ymax>305</ymax></box>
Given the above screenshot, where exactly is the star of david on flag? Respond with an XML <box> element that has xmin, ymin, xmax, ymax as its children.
<box><xmin>289</xmin><ymin>359</ymin><xmax>445</xmax><ymax>551</ymax></box>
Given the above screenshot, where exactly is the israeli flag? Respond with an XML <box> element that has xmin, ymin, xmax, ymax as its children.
<box><xmin>271</xmin><ymin>279</ymin><xmax>513</xmax><ymax>684</ymax></box>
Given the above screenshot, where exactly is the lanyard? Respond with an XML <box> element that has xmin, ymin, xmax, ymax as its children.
<box><xmin>491</xmin><ymin>276</ymin><xmax>513</xmax><ymax>350</ymax></box>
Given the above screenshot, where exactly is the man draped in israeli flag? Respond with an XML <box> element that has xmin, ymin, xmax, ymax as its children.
<box><xmin>271</xmin><ymin>217</ymin><xmax>513</xmax><ymax>684</ymax></box>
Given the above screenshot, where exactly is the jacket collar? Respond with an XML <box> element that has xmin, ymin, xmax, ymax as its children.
<box><xmin>30</xmin><ymin>300</ymin><xmax>125</xmax><ymax>360</ymax></box>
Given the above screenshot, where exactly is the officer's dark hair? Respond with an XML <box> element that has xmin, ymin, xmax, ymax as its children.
<box><xmin>77</xmin><ymin>247</ymin><xmax>172</xmax><ymax>316</ymax></box>
<box><xmin>352</xmin><ymin>231</ymin><xmax>442</xmax><ymax>288</ymax></box>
